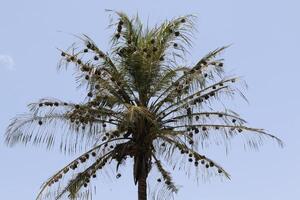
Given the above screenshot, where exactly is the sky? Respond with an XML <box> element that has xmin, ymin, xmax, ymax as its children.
<box><xmin>0</xmin><ymin>0</ymin><xmax>299</xmax><ymax>199</ymax></box>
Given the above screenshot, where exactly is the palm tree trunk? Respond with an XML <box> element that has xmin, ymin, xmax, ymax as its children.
<box><xmin>138</xmin><ymin>171</ymin><xmax>147</xmax><ymax>200</ymax></box>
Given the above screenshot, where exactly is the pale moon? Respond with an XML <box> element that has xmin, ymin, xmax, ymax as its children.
<box><xmin>0</xmin><ymin>55</ymin><xmax>15</xmax><ymax>70</ymax></box>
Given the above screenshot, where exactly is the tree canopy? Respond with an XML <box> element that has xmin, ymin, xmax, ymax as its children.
<box><xmin>5</xmin><ymin>11</ymin><xmax>282</xmax><ymax>200</ymax></box>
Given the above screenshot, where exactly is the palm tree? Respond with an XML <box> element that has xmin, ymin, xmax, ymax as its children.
<box><xmin>5</xmin><ymin>11</ymin><xmax>282</xmax><ymax>200</ymax></box>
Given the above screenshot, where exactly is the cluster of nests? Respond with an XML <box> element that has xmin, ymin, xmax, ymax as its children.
<box><xmin>174</xmin><ymin>69</ymin><xmax>225</xmax><ymax>98</ymax></box>
<box><xmin>154</xmin><ymin>149</ymin><xmax>223</xmax><ymax>185</ymax></box>
<box><xmin>38</xmin><ymin>101</ymin><xmax>68</xmax><ymax>107</ymax></box>
<box><xmin>114</xmin><ymin>18</ymin><xmax>184</xmax><ymax>39</ymax></box>
<box><xmin>158</xmin><ymin>140</ymin><xmax>223</xmax><ymax>174</ymax></box>
<box><xmin>46</xmin><ymin>145</ymin><xmax>223</xmax><ymax>188</ymax></box>
<box><xmin>179</xmin><ymin>149</ymin><xmax>223</xmax><ymax>174</ymax></box>
<box><xmin>47</xmin><ymin>149</ymin><xmax>124</xmax><ymax>188</ymax></box>
<box><xmin>61</xmin><ymin>40</ymin><xmax>105</xmax><ymax>67</ymax></box>
<box><xmin>37</xmin><ymin>100</ymin><xmax>111</xmax><ymax>129</ymax></box>
<box><xmin>37</xmin><ymin>101</ymin><xmax>69</xmax><ymax>125</ymax></box>
<box><xmin>112</xmin><ymin>18</ymin><xmax>187</xmax><ymax>61</ymax></box>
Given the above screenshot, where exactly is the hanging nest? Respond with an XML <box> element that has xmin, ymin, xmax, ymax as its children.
<box><xmin>79</xmin><ymin>157</ymin><xmax>86</xmax><ymax>163</ymax></box>
<box><xmin>186</xmin><ymin>107</ymin><xmax>192</xmax><ymax>115</ymax></box>
<box><xmin>118</xmin><ymin>20</ymin><xmax>124</xmax><ymax>25</ymax></box>
<box><xmin>63</xmin><ymin>168</ymin><xmax>69</xmax><ymax>174</ymax></box>
<box><xmin>115</xmin><ymin>33</ymin><xmax>121</xmax><ymax>39</ymax></box>
<box><xmin>95</xmin><ymin>84</ymin><xmax>100</xmax><ymax>90</ymax></box>
<box><xmin>165</xmin><ymin>180</ymin><xmax>171</xmax><ymax>185</ymax></box>
<box><xmin>86</xmin><ymin>43</ymin><xmax>92</xmax><ymax>49</ymax></box>
<box><xmin>116</xmin><ymin>173</ymin><xmax>122</xmax><ymax>179</ymax></box>
<box><xmin>70</xmin><ymin>163</ymin><xmax>78</xmax><ymax>170</ymax></box>
<box><xmin>99</xmin><ymin>52</ymin><xmax>105</xmax><ymax>58</ymax></box>
<box><xmin>87</xmin><ymin>92</ymin><xmax>93</xmax><ymax>97</ymax></box>
<box><xmin>117</xmin><ymin>25</ymin><xmax>122</xmax><ymax>33</ymax></box>
<box><xmin>81</xmin><ymin>66</ymin><xmax>89</xmax><ymax>72</ymax></box>
<box><xmin>95</xmin><ymin>69</ymin><xmax>101</xmax><ymax>76</ymax></box>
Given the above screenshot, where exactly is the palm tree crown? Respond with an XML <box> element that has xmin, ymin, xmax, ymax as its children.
<box><xmin>5</xmin><ymin>11</ymin><xmax>282</xmax><ymax>200</ymax></box>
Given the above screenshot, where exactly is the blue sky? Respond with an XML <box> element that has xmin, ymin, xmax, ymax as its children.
<box><xmin>0</xmin><ymin>0</ymin><xmax>299</xmax><ymax>199</ymax></box>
